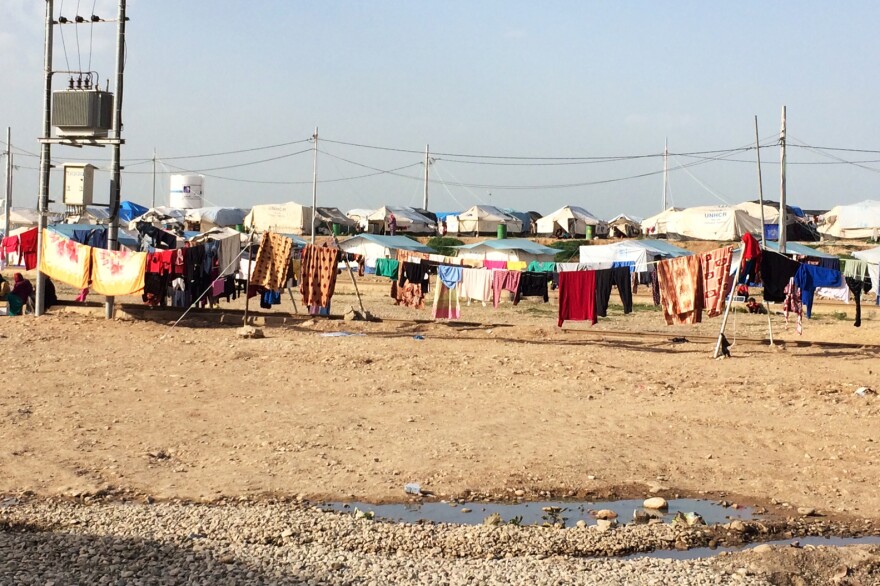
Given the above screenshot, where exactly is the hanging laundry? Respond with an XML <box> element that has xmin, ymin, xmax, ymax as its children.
<box><xmin>527</xmin><ymin>260</ymin><xmax>556</xmax><ymax>273</ymax></box>
<box><xmin>90</xmin><ymin>246</ymin><xmax>148</xmax><ymax>296</ymax></box>
<box><xmin>612</xmin><ymin>266</ymin><xmax>633</xmax><ymax>314</ymax></box>
<box><xmin>2</xmin><ymin>235</ymin><xmax>19</xmax><ymax>265</ymax></box>
<box><xmin>38</xmin><ymin>229</ymin><xmax>91</xmax><ymax>289</ymax></box>
<box><xmin>558</xmin><ymin>270</ymin><xmax>597</xmax><ymax>327</ymax></box>
<box><xmin>815</xmin><ymin>274</ymin><xmax>850</xmax><ymax>304</ymax></box>
<box><xmin>300</xmin><ymin>244</ymin><xmax>341</xmax><ymax>308</ymax></box>
<box><xmin>18</xmin><ymin>227</ymin><xmax>38</xmax><ymax>270</ymax></box>
<box><xmin>431</xmin><ymin>281</ymin><xmax>461</xmax><ymax>320</ymax></box>
<box><xmin>702</xmin><ymin>246</ymin><xmax>734</xmax><ymax>318</ymax></box>
<box><xmin>842</xmin><ymin>259</ymin><xmax>869</xmax><ymax>280</ymax></box>
<box><xmin>739</xmin><ymin>232</ymin><xmax>762</xmax><ymax>284</ymax></box>
<box><xmin>515</xmin><ymin>271</ymin><xmax>549</xmax><ymax>304</ymax></box>
<box><xmin>483</xmin><ymin>259</ymin><xmax>507</xmax><ymax>270</ymax></box>
<box><xmin>594</xmin><ymin>269</ymin><xmax>613</xmax><ymax>317</ymax></box>
<box><xmin>783</xmin><ymin>278</ymin><xmax>803</xmax><ymax>335</ymax></box>
<box><xmin>506</xmin><ymin>260</ymin><xmax>527</xmax><ymax>271</ymax></box>
<box><xmin>260</xmin><ymin>290</ymin><xmax>282</xmax><ymax>309</ymax></box>
<box><xmin>793</xmin><ymin>264</ymin><xmax>843</xmax><ymax>318</ymax></box>
<box><xmin>375</xmin><ymin>258</ymin><xmax>400</xmax><ymax>279</ymax></box>
<box><xmin>458</xmin><ymin>268</ymin><xmax>492</xmax><ymax>305</ymax></box>
<box><xmin>400</xmin><ymin>262</ymin><xmax>430</xmax><ymax>294</ymax></box>
<box><xmin>251</xmin><ymin>232</ymin><xmax>293</xmax><ymax>290</ymax></box>
<box><xmin>492</xmin><ymin>270</ymin><xmax>521</xmax><ymax>308</ymax></box>
<box><xmin>761</xmin><ymin>251</ymin><xmax>801</xmax><ymax>303</ymax></box>
<box><xmin>845</xmin><ymin>276</ymin><xmax>872</xmax><ymax>327</ymax></box>
<box><xmin>656</xmin><ymin>255</ymin><xmax>704</xmax><ymax>325</ymax></box>
<box><xmin>437</xmin><ymin>265</ymin><xmax>463</xmax><ymax>289</ymax></box>
<box><xmin>217</xmin><ymin>233</ymin><xmax>241</xmax><ymax>277</ymax></box>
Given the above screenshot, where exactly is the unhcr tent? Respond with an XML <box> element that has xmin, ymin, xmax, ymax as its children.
<box><xmin>640</xmin><ymin>207</ymin><xmax>683</xmax><ymax>236</ymax></box>
<box><xmin>454</xmin><ymin>238</ymin><xmax>558</xmax><ymax>264</ymax></box>
<box><xmin>653</xmin><ymin>206</ymin><xmax>763</xmax><ymax>241</ymax></box>
<box><xmin>819</xmin><ymin>200</ymin><xmax>880</xmax><ymax>240</ymax></box>
<box><xmin>579</xmin><ymin>240</ymin><xmax>691</xmax><ymax>273</ymax></box>
<box><xmin>447</xmin><ymin>205</ymin><xmax>523</xmax><ymax>235</ymax></box>
<box><xmin>338</xmin><ymin>234</ymin><xmax>433</xmax><ymax>268</ymax></box>
<box><xmin>366</xmin><ymin>207</ymin><xmax>436</xmax><ymax>235</ymax></box>
<box><xmin>244</xmin><ymin>201</ymin><xmax>314</xmax><ymax>236</ymax></box>
<box><xmin>536</xmin><ymin>206</ymin><xmax>607</xmax><ymax>237</ymax></box>
<box><xmin>185</xmin><ymin>207</ymin><xmax>249</xmax><ymax>229</ymax></box>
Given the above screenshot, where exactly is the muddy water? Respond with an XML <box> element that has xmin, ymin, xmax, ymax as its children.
<box><xmin>320</xmin><ymin>498</ymin><xmax>756</xmax><ymax>526</ymax></box>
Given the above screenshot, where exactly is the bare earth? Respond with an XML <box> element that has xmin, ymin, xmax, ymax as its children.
<box><xmin>2</xmin><ymin>268</ymin><xmax>879</xmax><ymax>583</ymax></box>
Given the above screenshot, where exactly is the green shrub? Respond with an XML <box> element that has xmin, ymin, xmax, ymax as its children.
<box><xmin>427</xmin><ymin>237</ymin><xmax>464</xmax><ymax>257</ymax></box>
<box><xmin>549</xmin><ymin>240</ymin><xmax>592</xmax><ymax>262</ymax></box>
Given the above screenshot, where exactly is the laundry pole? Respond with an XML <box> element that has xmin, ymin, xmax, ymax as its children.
<box><xmin>713</xmin><ymin>262</ymin><xmax>741</xmax><ymax>359</ymax></box>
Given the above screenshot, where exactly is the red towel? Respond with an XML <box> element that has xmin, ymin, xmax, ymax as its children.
<box><xmin>18</xmin><ymin>228</ymin><xmax>38</xmax><ymax>270</ymax></box>
<box><xmin>558</xmin><ymin>270</ymin><xmax>597</xmax><ymax>327</ymax></box>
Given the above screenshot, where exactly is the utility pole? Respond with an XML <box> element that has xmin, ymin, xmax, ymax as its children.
<box><xmin>3</xmin><ymin>128</ymin><xmax>11</xmax><ymax>241</ymax></box>
<box><xmin>151</xmin><ymin>148</ymin><xmax>156</xmax><ymax>208</ymax></box>
<box><xmin>35</xmin><ymin>0</ymin><xmax>54</xmax><ymax>316</ymax></box>
<box><xmin>423</xmin><ymin>144</ymin><xmax>429</xmax><ymax>211</ymax></box>
<box><xmin>754</xmin><ymin>116</ymin><xmax>766</xmax><ymax>249</ymax></box>
<box><xmin>105</xmin><ymin>0</ymin><xmax>127</xmax><ymax>319</ymax></box>
<box><xmin>310</xmin><ymin>126</ymin><xmax>318</xmax><ymax>245</ymax></box>
<box><xmin>662</xmin><ymin>138</ymin><xmax>669</xmax><ymax>211</ymax></box>
<box><xmin>778</xmin><ymin>106</ymin><xmax>787</xmax><ymax>254</ymax></box>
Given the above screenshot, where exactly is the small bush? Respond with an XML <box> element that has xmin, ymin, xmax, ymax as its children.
<box><xmin>549</xmin><ymin>240</ymin><xmax>592</xmax><ymax>262</ymax></box>
<box><xmin>427</xmin><ymin>237</ymin><xmax>464</xmax><ymax>257</ymax></box>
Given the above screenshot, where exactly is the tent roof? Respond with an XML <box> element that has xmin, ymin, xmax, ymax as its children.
<box><xmin>853</xmin><ymin>246</ymin><xmax>880</xmax><ymax>264</ymax></box>
<box><xmin>315</xmin><ymin>206</ymin><xmax>357</xmax><ymax>226</ymax></box>
<box><xmin>119</xmin><ymin>201</ymin><xmax>149</xmax><ymax>223</ymax></box>
<box><xmin>763</xmin><ymin>241</ymin><xmax>837</xmax><ymax>259</ymax></box>
<box><xmin>367</xmin><ymin>206</ymin><xmax>435</xmax><ymax>225</ymax></box>
<box><xmin>617</xmin><ymin>239</ymin><xmax>692</xmax><ymax>257</ymax></box>
<box><xmin>185</xmin><ymin>207</ymin><xmax>249</xmax><ymax>226</ymax></box>
<box><xmin>340</xmin><ymin>234</ymin><xmax>433</xmax><ymax>253</ymax></box>
<box><xmin>539</xmin><ymin>205</ymin><xmax>602</xmax><ymax>225</ymax></box>
<box><xmin>455</xmin><ymin>205</ymin><xmax>518</xmax><ymax>222</ymax></box>
<box><xmin>609</xmin><ymin>213</ymin><xmax>642</xmax><ymax>224</ymax></box>
<box><xmin>454</xmin><ymin>238</ymin><xmax>558</xmax><ymax>255</ymax></box>
<box><xmin>48</xmin><ymin>223</ymin><xmax>139</xmax><ymax>250</ymax></box>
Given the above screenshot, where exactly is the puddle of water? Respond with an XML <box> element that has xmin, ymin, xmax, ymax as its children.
<box><xmin>623</xmin><ymin>535</ymin><xmax>880</xmax><ymax>561</ymax></box>
<box><xmin>319</xmin><ymin>498</ymin><xmax>755</xmax><ymax>527</ymax></box>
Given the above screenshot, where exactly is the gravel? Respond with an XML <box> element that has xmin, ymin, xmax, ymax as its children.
<box><xmin>0</xmin><ymin>499</ymin><xmax>776</xmax><ymax>585</ymax></box>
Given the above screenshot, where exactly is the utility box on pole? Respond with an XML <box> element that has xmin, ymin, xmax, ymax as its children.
<box><xmin>52</xmin><ymin>90</ymin><xmax>114</xmax><ymax>137</ymax></box>
<box><xmin>62</xmin><ymin>163</ymin><xmax>97</xmax><ymax>206</ymax></box>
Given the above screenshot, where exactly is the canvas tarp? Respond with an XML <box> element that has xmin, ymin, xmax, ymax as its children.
<box><xmin>819</xmin><ymin>200</ymin><xmax>880</xmax><ymax>239</ymax></box>
<box><xmin>655</xmin><ymin>206</ymin><xmax>763</xmax><ymax>241</ymax></box>
<box><xmin>244</xmin><ymin>202</ymin><xmax>314</xmax><ymax>236</ymax></box>
<box><xmin>338</xmin><ymin>234</ymin><xmax>433</xmax><ymax>267</ymax></box>
<box><xmin>536</xmin><ymin>206</ymin><xmax>607</xmax><ymax>237</ymax></box>
<box><xmin>185</xmin><ymin>207</ymin><xmax>249</xmax><ymax>228</ymax></box>
<box><xmin>454</xmin><ymin>238</ymin><xmax>558</xmax><ymax>264</ymax></box>
<box><xmin>366</xmin><ymin>207</ymin><xmax>436</xmax><ymax>234</ymax></box>
<box><xmin>447</xmin><ymin>205</ymin><xmax>523</xmax><ymax>235</ymax></box>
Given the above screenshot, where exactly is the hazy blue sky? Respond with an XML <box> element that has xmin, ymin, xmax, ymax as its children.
<box><xmin>2</xmin><ymin>1</ymin><xmax>879</xmax><ymax>218</ymax></box>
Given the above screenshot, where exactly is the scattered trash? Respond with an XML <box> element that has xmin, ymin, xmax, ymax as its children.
<box><xmin>670</xmin><ymin>337</ymin><xmax>689</xmax><ymax>344</ymax></box>
<box><xmin>483</xmin><ymin>513</ymin><xmax>502</xmax><ymax>526</ymax></box>
<box><xmin>855</xmin><ymin>387</ymin><xmax>876</xmax><ymax>397</ymax></box>
<box><xmin>404</xmin><ymin>483</ymin><xmax>422</xmax><ymax>495</ymax></box>
<box><xmin>672</xmin><ymin>511</ymin><xmax>706</xmax><ymax>527</ymax></box>
<box><xmin>353</xmin><ymin>507</ymin><xmax>374</xmax><ymax>521</ymax></box>
<box><xmin>319</xmin><ymin>332</ymin><xmax>365</xmax><ymax>337</ymax></box>
<box><xmin>0</xmin><ymin>497</ymin><xmax>19</xmax><ymax>508</ymax></box>
<box><xmin>236</xmin><ymin>325</ymin><xmax>264</xmax><ymax>339</ymax></box>
<box><xmin>412</xmin><ymin>335</ymin><xmax>425</xmax><ymax>340</ymax></box>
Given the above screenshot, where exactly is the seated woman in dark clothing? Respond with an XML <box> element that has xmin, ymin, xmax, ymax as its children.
<box><xmin>44</xmin><ymin>277</ymin><xmax>58</xmax><ymax>309</ymax></box>
<box><xmin>8</xmin><ymin>273</ymin><xmax>33</xmax><ymax>316</ymax></box>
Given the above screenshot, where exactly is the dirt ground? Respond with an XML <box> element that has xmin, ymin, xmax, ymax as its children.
<box><xmin>1</xmin><ymin>266</ymin><xmax>879</xmax><ymax>524</ymax></box>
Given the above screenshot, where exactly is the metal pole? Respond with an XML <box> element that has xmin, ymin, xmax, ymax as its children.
<box><xmin>713</xmin><ymin>262</ymin><xmax>741</xmax><ymax>359</ymax></box>
<box><xmin>310</xmin><ymin>126</ymin><xmax>318</xmax><ymax>245</ymax></box>
<box><xmin>423</xmin><ymin>144</ymin><xmax>429</xmax><ymax>211</ymax></box>
<box><xmin>754</xmin><ymin>116</ymin><xmax>767</xmax><ymax>249</ymax></box>
<box><xmin>3</xmin><ymin>128</ymin><xmax>11</xmax><ymax>242</ymax></box>
<box><xmin>664</xmin><ymin>139</ymin><xmax>670</xmax><ymax>210</ymax></box>
<box><xmin>105</xmin><ymin>0</ymin><xmax>126</xmax><ymax>319</ymax></box>
<box><xmin>778</xmin><ymin>106</ymin><xmax>787</xmax><ymax>254</ymax></box>
<box><xmin>35</xmin><ymin>0</ymin><xmax>54</xmax><ymax>317</ymax></box>
<box><xmin>243</xmin><ymin>228</ymin><xmax>256</xmax><ymax>325</ymax></box>
<box><xmin>151</xmin><ymin>148</ymin><xmax>156</xmax><ymax>208</ymax></box>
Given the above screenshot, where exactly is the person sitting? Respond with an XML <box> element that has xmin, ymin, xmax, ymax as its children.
<box><xmin>8</xmin><ymin>273</ymin><xmax>33</xmax><ymax>316</ymax></box>
<box><xmin>44</xmin><ymin>277</ymin><xmax>58</xmax><ymax>310</ymax></box>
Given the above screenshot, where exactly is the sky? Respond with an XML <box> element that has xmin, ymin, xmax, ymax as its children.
<box><xmin>2</xmin><ymin>1</ymin><xmax>880</xmax><ymax>219</ymax></box>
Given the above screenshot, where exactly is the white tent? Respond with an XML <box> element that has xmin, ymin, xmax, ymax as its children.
<box><xmin>454</xmin><ymin>238</ymin><xmax>558</xmax><ymax>264</ymax></box>
<box><xmin>338</xmin><ymin>234</ymin><xmax>434</xmax><ymax>268</ymax></box>
<box><xmin>185</xmin><ymin>207</ymin><xmax>249</xmax><ymax>230</ymax></box>
<box><xmin>645</xmin><ymin>206</ymin><xmax>763</xmax><ymax>241</ymax></box>
<box><xmin>608</xmin><ymin>214</ymin><xmax>642</xmax><ymax>238</ymax></box>
<box><xmin>819</xmin><ymin>200</ymin><xmax>880</xmax><ymax>240</ymax></box>
<box><xmin>853</xmin><ymin>246</ymin><xmax>880</xmax><ymax>295</ymax></box>
<box><xmin>244</xmin><ymin>201</ymin><xmax>314</xmax><ymax>236</ymax></box>
<box><xmin>536</xmin><ymin>206</ymin><xmax>607</xmax><ymax>237</ymax></box>
<box><xmin>366</xmin><ymin>206</ymin><xmax>436</xmax><ymax>234</ymax></box>
<box><xmin>640</xmin><ymin>207</ymin><xmax>683</xmax><ymax>236</ymax></box>
<box><xmin>0</xmin><ymin>207</ymin><xmax>41</xmax><ymax>231</ymax></box>
<box><xmin>127</xmin><ymin>206</ymin><xmax>186</xmax><ymax>230</ymax></box>
<box><xmin>579</xmin><ymin>240</ymin><xmax>692</xmax><ymax>272</ymax></box>
<box><xmin>446</xmin><ymin>205</ymin><xmax>523</xmax><ymax>235</ymax></box>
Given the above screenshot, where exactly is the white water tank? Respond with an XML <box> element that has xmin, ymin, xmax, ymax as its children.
<box><xmin>169</xmin><ymin>174</ymin><xmax>204</xmax><ymax>209</ymax></box>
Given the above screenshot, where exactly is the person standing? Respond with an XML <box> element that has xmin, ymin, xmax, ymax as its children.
<box><xmin>388</xmin><ymin>212</ymin><xmax>397</xmax><ymax>236</ymax></box>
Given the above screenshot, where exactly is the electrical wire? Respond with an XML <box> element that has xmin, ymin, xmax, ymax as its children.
<box><xmin>158</xmin><ymin>138</ymin><xmax>312</xmax><ymax>160</ymax></box>
<box><xmin>57</xmin><ymin>0</ymin><xmax>72</xmax><ymax>73</ymax></box>
<box><xmin>87</xmin><ymin>0</ymin><xmax>97</xmax><ymax>72</ymax></box>
<box><xmin>74</xmin><ymin>0</ymin><xmax>82</xmax><ymax>72</ymax></box>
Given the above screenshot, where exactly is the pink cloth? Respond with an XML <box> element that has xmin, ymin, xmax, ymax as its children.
<box><xmin>211</xmin><ymin>278</ymin><xmax>225</xmax><ymax>297</ymax></box>
<box><xmin>558</xmin><ymin>270</ymin><xmax>597</xmax><ymax>327</ymax></box>
<box><xmin>483</xmin><ymin>260</ymin><xmax>507</xmax><ymax>270</ymax></box>
<box><xmin>492</xmin><ymin>270</ymin><xmax>521</xmax><ymax>308</ymax></box>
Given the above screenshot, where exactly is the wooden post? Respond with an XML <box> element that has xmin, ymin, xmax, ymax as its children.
<box><xmin>331</xmin><ymin>234</ymin><xmax>368</xmax><ymax>317</ymax></box>
<box><xmin>243</xmin><ymin>229</ymin><xmax>257</xmax><ymax>326</ymax></box>
<box><xmin>713</xmin><ymin>262</ymin><xmax>741</xmax><ymax>358</ymax></box>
